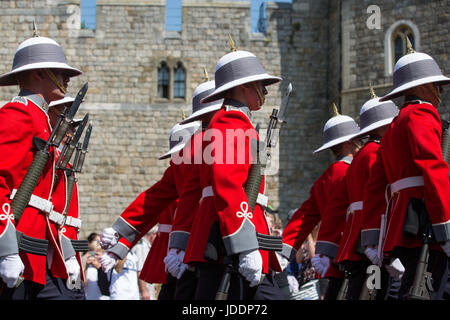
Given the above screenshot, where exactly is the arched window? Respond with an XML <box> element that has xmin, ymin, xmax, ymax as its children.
<box><xmin>158</xmin><ymin>62</ymin><xmax>170</xmax><ymax>99</ymax></box>
<box><xmin>384</xmin><ymin>20</ymin><xmax>420</xmax><ymax>76</ymax></box>
<box><xmin>173</xmin><ymin>62</ymin><xmax>186</xmax><ymax>99</ymax></box>
<box><xmin>393</xmin><ymin>26</ymin><xmax>415</xmax><ymax>63</ymax></box>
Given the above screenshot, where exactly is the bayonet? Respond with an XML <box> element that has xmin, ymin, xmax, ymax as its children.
<box><xmin>53</xmin><ymin>82</ymin><xmax>88</xmax><ymax>146</ymax></box>
<box><xmin>269</xmin><ymin>82</ymin><xmax>292</xmax><ymax>148</ymax></box>
<box><xmin>58</xmin><ymin>113</ymin><xmax>89</xmax><ymax>170</ymax></box>
<box><xmin>76</xmin><ymin>122</ymin><xmax>92</xmax><ymax>173</ymax></box>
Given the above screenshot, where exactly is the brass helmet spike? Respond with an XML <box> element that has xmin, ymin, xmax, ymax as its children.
<box><xmin>406</xmin><ymin>36</ymin><xmax>415</xmax><ymax>54</ymax></box>
<box><xmin>332</xmin><ymin>102</ymin><xmax>339</xmax><ymax>117</ymax></box>
<box><xmin>369</xmin><ymin>82</ymin><xmax>378</xmax><ymax>99</ymax></box>
<box><xmin>203</xmin><ymin>67</ymin><xmax>209</xmax><ymax>82</ymax></box>
<box><xmin>181</xmin><ymin>110</ymin><xmax>186</xmax><ymax>121</ymax></box>
<box><xmin>32</xmin><ymin>20</ymin><xmax>40</xmax><ymax>37</ymax></box>
<box><xmin>228</xmin><ymin>34</ymin><xmax>237</xmax><ymax>52</ymax></box>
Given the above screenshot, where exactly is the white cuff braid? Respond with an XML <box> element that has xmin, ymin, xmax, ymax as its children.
<box><xmin>238</xmin><ymin>249</ymin><xmax>263</xmax><ymax>287</ymax></box>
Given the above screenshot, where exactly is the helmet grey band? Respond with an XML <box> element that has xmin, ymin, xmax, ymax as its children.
<box><xmin>394</xmin><ymin>59</ymin><xmax>443</xmax><ymax>89</ymax></box>
<box><xmin>323</xmin><ymin>121</ymin><xmax>360</xmax><ymax>144</ymax></box>
<box><xmin>192</xmin><ymin>87</ymin><xmax>217</xmax><ymax>111</ymax></box>
<box><xmin>13</xmin><ymin>44</ymin><xmax>67</xmax><ymax>70</ymax></box>
<box><xmin>215</xmin><ymin>56</ymin><xmax>267</xmax><ymax>89</ymax></box>
<box><xmin>360</xmin><ymin>101</ymin><xmax>398</xmax><ymax>129</ymax></box>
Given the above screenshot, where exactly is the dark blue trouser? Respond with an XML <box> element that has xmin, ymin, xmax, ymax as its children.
<box><xmin>0</xmin><ymin>268</ymin><xmax>85</xmax><ymax>300</ymax></box>
<box><xmin>194</xmin><ymin>262</ymin><xmax>285</xmax><ymax>300</ymax></box>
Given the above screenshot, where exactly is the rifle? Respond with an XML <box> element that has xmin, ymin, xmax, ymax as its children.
<box><xmin>359</xmin><ymin>274</ymin><xmax>377</xmax><ymax>300</ymax></box>
<box><xmin>215</xmin><ymin>83</ymin><xmax>292</xmax><ymax>300</ymax></box>
<box><xmin>10</xmin><ymin>83</ymin><xmax>88</xmax><ymax>223</ymax></box>
<box><xmin>336</xmin><ymin>269</ymin><xmax>349</xmax><ymax>300</ymax></box>
<box><xmin>406</xmin><ymin>120</ymin><xmax>450</xmax><ymax>300</ymax></box>
<box><xmin>57</xmin><ymin>114</ymin><xmax>89</xmax><ymax>222</ymax></box>
<box><xmin>407</xmin><ymin>217</ymin><xmax>434</xmax><ymax>300</ymax></box>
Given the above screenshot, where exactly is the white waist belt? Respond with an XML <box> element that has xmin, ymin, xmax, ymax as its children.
<box><xmin>347</xmin><ymin>201</ymin><xmax>363</xmax><ymax>213</ymax></box>
<box><xmin>158</xmin><ymin>224</ymin><xmax>172</xmax><ymax>233</ymax></box>
<box><xmin>346</xmin><ymin>201</ymin><xmax>363</xmax><ymax>221</ymax></box>
<box><xmin>377</xmin><ymin>176</ymin><xmax>424</xmax><ymax>265</ymax></box>
<box><xmin>201</xmin><ymin>186</ymin><xmax>268</xmax><ymax>207</ymax></box>
<box><xmin>389</xmin><ymin>176</ymin><xmax>424</xmax><ymax>195</ymax></box>
<box><xmin>10</xmin><ymin>189</ymin><xmax>82</xmax><ymax>229</ymax></box>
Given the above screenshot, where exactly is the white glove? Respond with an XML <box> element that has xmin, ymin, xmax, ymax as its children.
<box><xmin>238</xmin><ymin>249</ymin><xmax>263</xmax><ymax>287</ymax></box>
<box><xmin>287</xmin><ymin>274</ymin><xmax>299</xmax><ymax>293</ymax></box>
<box><xmin>164</xmin><ymin>248</ymin><xmax>181</xmax><ymax>277</ymax></box>
<box><xmin>177</xmin><ymin>263</ymin><xmax>187</xmax><ymax>279</ymax></box>
<box><xmin>0</xmin><ymin>254</ymin><xmax>24</xmax><ymax>288</ymax></box>
<box><xmin>385</xmin><ymin>258</ymin><xmax>405</xmax><ymax>281</ymax></box>
<box><xmin>276</xmin><ymin>252</ymin><xmax>289</xmax><ymax>271</ymax></box>
<box><xmin>364</xmin><ymin>246</ymin><xmax>379</xmax><ymax>265</ymax></box>
<box><xmin>65</xmin><ymin>256</ymin><xmax>80</xmax><ymax>285</ymax></box>
<box><xmin>311</xmin><ymin>254</ymin><xmax>330</xmax><ymax>277</ymax></box>
<box><xmin>100</xmin><ymin>227</ymin><xmax>119</xmax><ymax>250</ymax></box>
<box><xmin>100</xmin><ymin>252</ymin><xmax>118</xmax><ymax>273</ymax></box>
<box><xmin>441</xmin><ymin>240</ymin><xmax>450</xmax><ymax>257</ymax></box>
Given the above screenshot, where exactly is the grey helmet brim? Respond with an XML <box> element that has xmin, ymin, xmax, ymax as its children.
<box><xmin>352</xmin><ymin>98</ymin><xmax>399</xmax><ymax>139</ymax></box>
<box><xmin>158</xmin><ymin>121</ymin><xmax>201</xmax><ymax>160</ymax></box>
<box><xmin>201</xmin><ymin>50</ymin><xmax>281</xmax><ymax>104</ymax></box>
<box><xmin>181</xmin><ymin>80</ymin><xmax>224</xmax><ymax>125</ymax></box>
<box><xmin>380</xmin><ymin>52</ymin><xmax>450</xmax><ymax>101</ymax></box>
<box><xmin>314</xmin><ymin>115</ymin><xmax>360</xmax><ymax>153</ymax></box>
<box><xmin>0</xmin><ymin>36</ymin><xmax>82</xmax><ymax>86</ymax></box>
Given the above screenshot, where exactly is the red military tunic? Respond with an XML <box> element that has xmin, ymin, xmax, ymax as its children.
<box><xmin>169</xmin><ymin>130</ymin><xmax>204</xmax><ymax>251</ymax></box>
<box><xmin>361</xmin><ymin>101</ymin><xmax>450</xmax><ymax>257</ymax></box>
<box><xmin>0</xmin><ymin>94</ymin><xmax>68</xmax><ymax>285</ymax></box>
<box><xmin>184</xmin><ymin>105</ymin><xmax>280</xmax><ymax>274</ymax></box>
<box><xmin>335</xmin><ymin>141</ymin><xmax>380</xmax><ymax>263</ymax></box>
<box><xmin>282</xmin><ymin>158</ymin><xmax>352</xmax><ymax>278</ymax></box>
<box><xmin>139</xmin><ymin>201</ymin><xmax>177</xmax><ymax>284</ymax></box>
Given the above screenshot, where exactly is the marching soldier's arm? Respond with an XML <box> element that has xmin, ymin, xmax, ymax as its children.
<box><xmin>281</xmin><ymin>186</ymin><xmax>322</xmax><ymax>260</ymax></box>
<box><xmin>169</xmin><ymin>165</ymin><xmax>202</xmax><ymax>251</ymax></box>
<box><xmin>408</xmin><ymin>105</ymin><xmax>450</xmax><ymax>241</ymax></box>
<box><xmin>108</xmin><ymin>164</ymin><xmax>179</xmax><ymax>258</ymax></box>
<box><xmin>361</xmin><ymin>148</ymin><xmax>388</xmax><ymax>247</ymax></box>
<box><xmin>315</xmin><ymin>175</ymin><xmax>349</xmax><ymax>259</ymax></box>
<box><xmin>0</xmin><ymin>102</ymin><xmax>35</xmax><ymax>257</ymax></box>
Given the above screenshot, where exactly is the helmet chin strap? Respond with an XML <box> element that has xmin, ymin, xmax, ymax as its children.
<box><xmin>45</xmin><ymin>69</ymin><xmax>67</xmax><ymax>95</ymax></box>
<box><xmin>252</xmin><ymin>82</ymin><xmax>265</xmax><ymax>106</ymax></box>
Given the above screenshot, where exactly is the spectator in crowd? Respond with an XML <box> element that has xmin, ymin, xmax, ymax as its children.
<box><xmin>83</xmin><ymin>234</ymin><xmax>110</xmax><ymax>300</ymax></box>
<box><xmin>108</xmin><ymin>250</ymin><xmax>140</xmax><ymax>300</ymax></box>
<box><xmin>296</xmin><ymin>225</ymin><xmax>323</xmax><ymax>300</ymax></box>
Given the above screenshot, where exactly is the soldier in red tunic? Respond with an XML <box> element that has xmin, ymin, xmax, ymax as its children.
<box><xmin>165</xmin><ymin>78</ymin><xmax>223</xmax><ymax>299</ymax></box>
<box><xmin>182</xmin><ymin>46</ymin><xmax>285</xmax><ymax>300</ymax></box>
<box><xmin>99</xmin><ymin>119</ymin><xmax>200</xmax><ymax>299</ymax></box>
<box><xmin>280</xmin><ymin>105</ymin><xmax>361</xmax><ymax>299</ymax></box>
<box><xmin>328</xmin><ymin>89</ymin><xmax>399</xmax><ymax>299</ymax></box>
<box><xmin>361</xmin><ymin>43</ymin><xmax>450</xmax><ymax>299</ymax></box>
<box><xmin>0</xmin><ymin>30</ymin><xmax>82</xmax><ymax>299</ymax></box>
